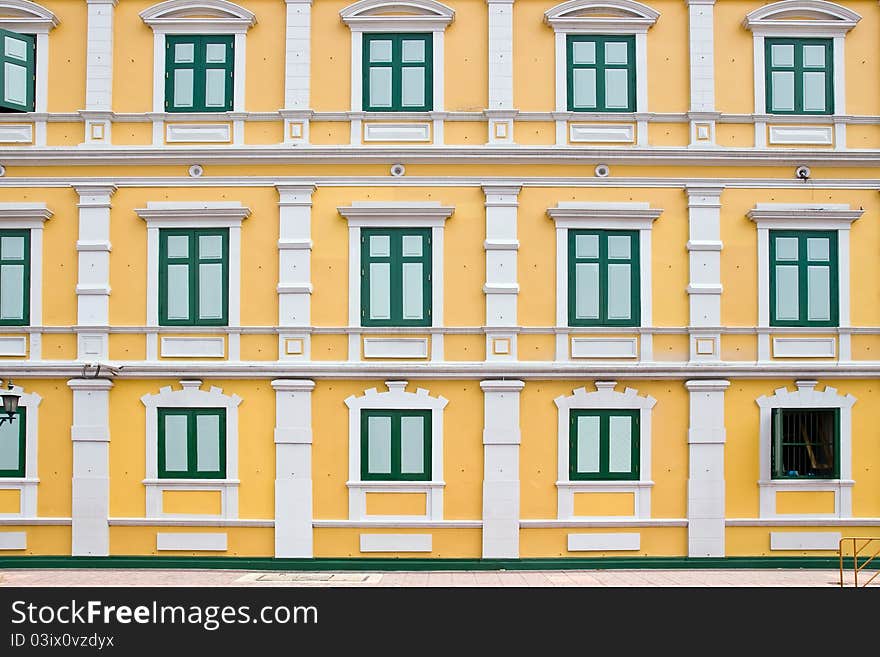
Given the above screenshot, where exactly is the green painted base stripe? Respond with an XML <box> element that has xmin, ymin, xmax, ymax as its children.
<box><xmin>0</xmin><ymin>556</ymin><xmax>876</xmax><ymax>571</ymax></box>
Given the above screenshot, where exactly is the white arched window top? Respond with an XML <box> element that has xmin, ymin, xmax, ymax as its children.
<box><xmin>344</xmin><ymin>381</ymin><xmax>448</xmax><ymax>521</ymax></box>
<box><xmin>0</xmin><ymin>0</ymin><xmax>57</xmax><ymax>32</ymax></box>
<box><xmin>140</xmin><ymin>379</ymin><xmax>243</xmax><ymax>519</ymax></box>
<box><xmin>743</xmin><ymin>0</ymin><xmax>860</xmax><ymax>36</ymax></box>
<box><xmin>340</xmin><ymin>0</ymin><xmax>454</xmax><ymax>31</ymax></box>
<box><xmin>755</xmin><ymin>380</ymin><xmax>856</xmax><ymax>519</ymax></box>
<box><xmin>140</xmin><ymin>0</ymin><xmax>256</xmax><ymax>31</ymax></box>
<box><xmin>554</xmin><ymin>382</ymin><xmax>656</xmax><ymax>520</ymax></box>
<box><xmin>543</xmin><ymin>0</ymin><xmax>659</xmax><ymax>33</ymax></box>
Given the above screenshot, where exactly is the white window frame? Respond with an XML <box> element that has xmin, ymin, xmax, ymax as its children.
<box><xmin>743</xmin><ymin>0</ymin><xmax>860</xmax><ymax>147</ymax></box>
<box><xmin>141</xmin><ymin>379</ymin><xmax>242</xmax><ymax>519</ymax></box>
<box><xmin>135</xmin><ymin>201</ymin><xmax>250</xmax><ymax>361</ymax></box>
<box><xmin>0</xmin><ymin>203</ymin><xmax>51</xmax><ymax>358</ymax></box>
<box><xmin>546</xmin><ymin>202</ymin><xmax>661</xmax><ymax>362</ymax></box>
<box><xmin>0</xmin><ymin>383</ymin><xmax>40</xmax><ymax>518</ymax></box>
<box><xmin>756</xmin><ymin>380</ymin><xmax>855</xmax><ymax>519</ymax></box>
<box><xmin>337</xmin><ymin>201</ymin><xmax>453</xmax><ymax>361</ymax></box>
<box><xmin>746</xmin><ymin>203</ymin><xmax>862</xmax><ymax>361</ymax></box>
<box><xmin>554</xmin><ymin>381</ymin><xmax>656</xmax><ymax>520</ymax></box>
<box><xmin>344</xmin><ymin>380</ymin><xmax>448</xmax><ymax>521</ymax></box>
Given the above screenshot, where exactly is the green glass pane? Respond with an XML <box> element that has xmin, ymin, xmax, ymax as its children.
<box><xmin>173</xmin><ymin>69</ymin><xmax>194</xmax><ymax>108</ymax></box>
<box><xmin>369</xmin><ymin>68</ymin><xmax>392</xmax><ymax>107</ymax></box>
<box><xmin>367</xmin><ymin>416</ymin><xmax>391</xmax><ymax>474</ymax></box>
<box><xmin>402</xmin><ymin>40</ymin><xmax>425</xmax><ymax>63</ymax></box>
<box><xmin>605</xmin><ymin>69</ymin><xmax>629</xmax><ymax>109</ymax></box>
<box><xmin>174</xmin><ymin>43</ymin><xmax>194</xmax><ymax>63</ymax></box>
<box><xmin>163</xmin><ymin>415</ymin><xmax>188</xmax><ymax>473</ymax></box>
<box><xmin>4</xmin><ymin>36</ymin><xmax>26</xmax><ymax>61</ymax></box>
<box><xmin>1</xmin><ymin>236</ymin><xmax>24</xmax><ymax>260</ymax></box>
<box><xmin>807</xmin><ymin>265</ymin><xmax>830</xmax><ymax>321</ymax></box>
<box><xmin>369</xmin><ymin>262</ymin><xmax>390</xmax><ymax>320</ymax></box>
<box><xmin>608</xmin><ymin>415</ymin><xmax>633</xmax><ymax>473</ymax></box>
<box><xmin>195</xmin><ymin>414</ymin><xmax>220</xmax><ymax>472</ymax></box>
<box><xmin>198</xmin><ymin>263</ymin><xmax>223</xmax><ymax>320</ymax></box>
<box><xmin>807</xmin><ymin>237</ymin><xmax>829</xmax><ymax>261</ymax></box>
<box><xmin>803</xmin><ymin>45</ymin><xmax>825</xmax><ymax>67</ymax></box>
<box><xmin>572</xmin><ymin>41</ymin><xmax>595</xmax><ymax>65</ymax></box>
<box><xmin>0</xmin><ymin>264</ymin><xmax>23</xmax><ymax>320</ymax></box>
<box><xmin>205</xmin><ymin>43</ymin><xmax>227</xmax><ymax>63</ymax></box>
<box><xmin>4</xmin><ymin>62</ymin><xmax>26</xmax><ymax>106</ymax></box>
<box><xmin>775</xmin><ymin>265</ymin><xmax>799</xmax><ymax>320</ymax></box>
<box><xmin>167</xmin><ymin>235</ymin><xmax>189</xmax><ymax>258</ymax></box>
<box><xmin>803</xmin><ymin>72</ymin><xmax>826</xmax><ymax>112</ymax></box>
<box><xmin>401</xmin><ymin>67</ymin><xmax>425</xmax><ymax>107</ymax></box>
<box><xmin>199</xmin><ymin>234</ymin><xmax>223</xmax><ymax>259</ymax></box>
<box><xmin>204</xmin><ymin>69</ymin><xmax>226</xmax><ymax>108</ymax></box>
<box><xmin>775</xmin><ymin>237</ymin><xmax>798</xmax><ymax>261</ymax></box>
<box><xmin>400</xmin><ymin>415</ymin><xmax>425</xmax><ymax>474</ymax></box>
<box><xmin>605</xmin><ymin>42</ymin><xmax>628</xmax><ymax>65</ymax></box>
<box><xmin>572</xmin><ymin>68</ymin><xmax>596</xmax><ymax>108</ymax></box>
<box><xmin>771</xmin><ymin>43</ymin><xmax>794</xmax><ymax>67</ymax></box>
<box><xmin>575</xmin><ymin>262</ymin><xmax>599</xmax><ymax>319</ymax></box>
<box><xmin>607</xmin><ymin>235</ymin><xmax>631</xmax><ymax>259</ymax></box>
<box><xmin>771</xmin><ymin>71</ymin><xmax>794</xmax><ymax>111</ymax></box>
<box><xmin>401</xmin><ymin>235</ymin><xmax>422</xmax><ymax>257</ymax></box>
<box><xmin>167</xmin><ymin>264</ymin><xmax>190</xmax><ymax>320</ymax></box>
<box><xmin>575</xmin><ymin>234</ymin><xmax>598</xmax><ymax>259</ymax></box>
<box><xmin>402</xmin><ymin>262</ymin><xmax>423</xmax><ymax>320</ymax></box>
<box><xmin>576</xmin><ymin>416</ymin><xmax>600</xmax><ymax>473</ymax></box>
<box><xmin>369</xmin><ymin>235</ymin><xmax>390</xmax><ymax>257</ymax></box>
<box><xmin>369</xmin><ymin>40</ymin><xmax>392</xmax><ymax>63</ymax></box>
<box><xmin>607</xmin><ymin>263</ymin><xmax>631</xmax><ymax>320</ymax></box>
<box><xmin>0</xmin><ymin>420</ymin><xmax>20</xmax><ymax>471</ymax></box>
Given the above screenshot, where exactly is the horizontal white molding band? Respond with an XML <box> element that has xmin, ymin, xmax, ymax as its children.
<box><xmin>0</xmin><ymin>518</ymin><xmax>71</xmax><ymax>525</ymax></box>
<box><xmin>726</xmin><ymin>518</ymin><xmax>880</xmax><ymax>526</ymax></box>
<box><xmin>314</xmin><ymin>520</ymin><xmax>482</xmax><ymax>528</ymax></box>
<box><xmin>110</xmin><ymin>518</ymin><xmax>273</xmax><ymax>527</ymax></box>
<box><xmin>521</xmin><ymin>519</ymin><xmax>687</xmax><ymax>528</ymax></box>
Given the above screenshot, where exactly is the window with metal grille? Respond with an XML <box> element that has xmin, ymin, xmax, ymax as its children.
<box><xmin>771</xmin><ymin>408</ymin><xmax>838</xmax><ymax>479</ymax></box>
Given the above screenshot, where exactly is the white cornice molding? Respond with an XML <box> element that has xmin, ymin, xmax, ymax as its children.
<box><xmin>344</xmin><ymin>380</ymin><xmax>448</xmax><ymax>411</ymax></box>
<box><xmin>140</xmin><ymin>378</ymin><xmax>242</xmax><ymax>409</ymax></box>
<box><xmin>554</xmin><ymin>380</ymin><xmax>657</xmax><ymax>410</ymax></box>
<box><xmin>756</xmin><ymin>379</ymin><xmax>855</xmax><ymax>409</ymax></box>
<box><xmin>0</xmin><ymin>0</ymin><xmax>58</xmax><ymax>33</ymax></box>
<box><xmin>136</xmin><ymin>201</ymin><xmax>251</xmax><ymax>227</ymax></box>
<box><xmin>747</xmin><ymin>203</ymin><xmax>863</xmax><ymax>228</ymax></box>
<box><xmin>743</xmin><ymin>0</ymin><xmax>860</xmax><ymax>37</ymax></box>
<box><xmin>544</xmin><ymin>0</ymin><xmax>659</xmax><ymax>33</ymax></box>
<box><xmin>0</xmin><ymin>202</ymin><xmax>52</xmax><ymax>224</ymax></box>
<box><xmin>340</xmin><ymin>0</ymin><xmax>454</xmax><ymax>32</ymax></box>
<box><xmin>140</xmin><ymin>0</ymin><xmax>256</xmax><ymax>33</ymax></box>
<box><xmin>547</xmin><ymin>201</ymin><xmax>662</xmax><ymax>229</ymax></box>
<box><xmin>338</xmin><ymin>201</ymin><xmax>454</xmax><ymax>227</ymax></box>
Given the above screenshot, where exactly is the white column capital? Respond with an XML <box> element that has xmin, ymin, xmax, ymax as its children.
<box><xmin>271</xmin><ymin>379</ymin><xmax>316</xmax><ymax>392</ymax></box>
<box><xmin>685</xmin><ymin>184</ymin><xmax>724</xmax><ymax>201</ymax></box>
<box><xmin>685</xmin><ymin>379</ymin><xmax>730</xmax><ymax>392</ymax></box>
<box><xmin>72</xmin><ymin>184</ymin><xmax>117</xmax><ymax>201</ymax></box>
<box><xmin>86</xmin><ymin>0</ymin><xmax>118</xmax><ymax>5</ymax></box>
<box><xmin>480</xmin><ymin>380</ymin><xmax>525</xmax><ymax>393</ymax></box>
<box><xmin>67</xmin><ymin>378</ymin><xmax>114</xmax><ymax>391</ymax></box>
<box><xmin>686</xmin><ymin>0</ymin><xmax>716</xmax><ymax>5</ymax></box>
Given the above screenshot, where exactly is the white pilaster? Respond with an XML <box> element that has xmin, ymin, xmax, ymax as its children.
<box><xmin>73</xmin><ymin>185</ymin><xmax>116</xmax><ymax>361</ymax></box>
<box><xmin>81</xmin><ymin>0</ymin><xmax>117</xmax><ymax>146</ymax></box>
<box><xmin>685</xmin><ymin>185</ymin><xmax>723</xmax><ymax>362</ymax></box>
<box><xmin>686</xmin><ymin>379</ymin><xmax>729</xmax><ymax>558</ymax></box>
<box><xmin>486</xmin><ymin>0</ymin><xmax>515</xmax><ymax>144</ymax></box>
<box><xmin>687</xmin><ymin>0</ymin><xmax>716</xmax><ymax>146</ymax></box>
<box><xmin>68</xmin><ymin>378</ymin><xmax>113</xmax><ymax>556</ymax></box>
<box><xmin>272</xmin><ymin>379</ymin><xmax>315</xmax><ymax>558</ymax></box>
<box><xmin>277</xmin><ymin>185</ymin><xmax>316</xmax><ymax>360</ymax></box>
<box><xmin>483</xmin><ymin>185</ymin><xmax>520</xmax><ymax>361</ymax></box>
<box><xmin>282</xmin><ymin>0</ymin><xmax>312</xmax><ymax>145</ymax></box>
<box><xmin>481</xmin><ymin>379</ymin><xmax>524</xmax><ymax>558</ymax></box>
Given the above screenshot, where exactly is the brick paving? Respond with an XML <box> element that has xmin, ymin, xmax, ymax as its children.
<box><xmin>0</xmin><ymin>567</ymin><xmax>870</xmax><ymax>587</ymax></box>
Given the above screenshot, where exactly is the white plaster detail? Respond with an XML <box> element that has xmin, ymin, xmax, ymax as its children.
<box><xmin>359</xmin><ymin>533</ymin><xmax>432</xmax><ymax>552</ymax></box>
<box><xmin>686</xmin><ymin>185</ymin><xmax>723</xmax><ymax>362</ymax></box>
<box><xmin>570</xmin><ymin>337</ymin><xmax>638</xmax><ymax>359</ymax></box>
<box><xmin>483</xmin><ymin>185</ymin><xmax>520</xmax><ymax>360</ymax></box>
<box><xmin>283</xmin><ymin>1</ymin><xmax>312</xmax><ymax>143</ymax></box>
<box><xmin>156</xmin><ymin>532</ymin><xmax>228</xmax><ymax>551</ymax></box>
<box><xmin>345</xmin><ymin>381</ymin><xmax>448</xmax><ymax>521</ymax></box>
<box><xmin>0</xmin><ymin>125</ymin><xmax>32</xmax><ymax>143</ymax></box>
<box><xmin>82</xmin><ymin>0</ymin><xmax>116</xmax><ymax>147</ymax></box>
<box><xmin>0</xmin><ymin>337</ymin><xmax>26</xmax><ymax>356</ymax></box>
<box><xmin>277</xmin><ymin>185</ymin><xmax>315</xmax><ymax>360</ymax></box>
<box><xmin>773</xmin><ymin>337</ymin><xmax>836</xmax><ymax>358</ymax></box>
<box><xmin>486</xmin><ymin>1</ymin><xmax>515</xmax><ymax>144</ymax></box>
<box><xmin>554</xmin><ymin>382</ymin><xmax>656</xmax><ymax>520</ymax></box>
<box><xmin>768</xmin><ymin>125</ymin><xmax>834</xmax><ymax>145</ymax></box>
<box><xmin>769</xmin><ymin>531</ymin><xmax>841</xmax><ymax>550</ymax></box>
<box><xmin>547</xmin><ymin>202</ymin><xmax>662</xmax><ymax>362</ymax></box>
<box><xmin>0</xmin><ymin>532</ymin><xmax>26</xmax><ymax>549</ymax></box>
<box><xmin>273</xmin><ymin>379</ymin><xmax>314</xmax><ymax>558</ymax></box>
<box><xmin>141</xmin><ymin>380</ymin><xmax>242</xmax><ymax>519</ymax></box>
<box><xmin>756</xmin><ymin>381</ymin><xmax>856</xmax><ymax>518</ymax></box>
<box><xmin>567</xmin><ymin>532</ymin><xmax>640</xmax><ymax>551</ymax></box>
<box><xmin>363</xmin><ymin>338</ymin><xmax>429</xmax><ymax>359</ymax></box>
<box><xmin>160</xmin><ymin>336</ymin><xmax>226</xmax><ymax>358</ymax></box>
<box><xmin>568</xmin><ymin>124</ymin><xmax>635</xmax><ymax>143</ymax></box>
<box><xmin>165</xmin><ymin>123</ymin><xmax>232</xmax><ymax>143</ymax></box>
<box><xmin>362</xmin><ymin>123</ymin><xmax>431</xmax><ymax>142</ymax></box>
<box><xmin>687</xmin><ymin>0</ymin><xmax>716</xmax><ymax>146</ymax></box>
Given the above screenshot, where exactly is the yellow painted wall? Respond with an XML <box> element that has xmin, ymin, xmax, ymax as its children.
<box><xmin>776</xmin><ymin>491</ymin><xmax>835</xmax><ymax>515</ymax></box>
<box><xmin>0</xmin><ymin>489</ymin><xmax>21</xmax><ymax>513</ymax></box>
<box><xmin>110</xmin><ymin>526</ymin><xmax>274</xmax><ymax>557</ymax></box>
<box><xmin>521</xmin><ymin>528</ymin><xmax>687</xmax><ymax>558</ymax></box>
<box><xmin>366</xmin><ymin>492</ymin><xmax>427</xmax><ymax>516</ymax></box>
<box><xmin>112</xmin><ymin>0</ymin><xmax>155</xmax><ymax>113</ymax></box>
<box><xmin>163</xmin><ymin>490</ymin><xmax>223</xmax><ymax>515</ymax></box>
<box><xmin>44</xmin><ymin>0</ymin><xmax>87</xmax><ymax>113</ymax></box>
<box><xmin>573</xmin><ymin>492</ymin><xmax>634</xmax><ymax>516</ymax></box>
<box><xmin>314</xmin><ymin>527</ymin><xmax>481</xmax><ymax>558</ymax></box>
<box><xmin>444</xmin><ymin>122</ymin><xmax>488</xmax><ymax>145</ymax></box>
<box><xmin>29</xmin><ymin>380</ymin><xmax>74</xmax><ymax>518</ymax></box>
<box><xmin>0</xmin><ymin>527</ymin><xmax>70</xmax><ymax>555</ymax></box>
<box><xmin>649</xmin><ymin>123</ymin><xmax>689</xmax><ymax>147</ymax></box>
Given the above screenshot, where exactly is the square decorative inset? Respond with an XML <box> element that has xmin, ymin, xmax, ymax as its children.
<box><xmin>494</xmin><ymin>122</ymin><xmax>508</xmax><ymax>139</ymax></box>
<box><xmin>289</xmin><ymin>122</ymin><xmax>303</xmax><ymax>139</ymax></box>
<box><xmin>90</xmin><ymin>123</ymin><xmax>105</xmax><ymax>140</ymax></box>
<box><xmin>696</xmin><ymin>338</ymin><xmax>715</xmax><ymax>355</ymax></box>
<box><xmin>285</xmin><ymin>338</ymin><xmax>304</xmax><ymax>355</ymax></box>
<box><xmin>492</xmin><ymin>338</ymin><xmax>510</xmax><ymax>355</ymax></box>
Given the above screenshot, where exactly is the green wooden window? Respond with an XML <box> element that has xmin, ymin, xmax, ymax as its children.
<box><xmin>765</xmin><ymin>38</ymin><xmax>833</xmax><ymax>115</ymax></box>
<box><xmin>567</xmin><ymin>35</ymin><xmax>635</xmax><ymax>112</ymax></box>
<box><xmin>158</xmin><ymin>408</ymin><xmax>226</xmax><ymax>479</ymax></box>
<box><xmin>159</xmin><ymin>228</ymin><xmax>229</xmax><ymax>326</ymax></box>
<box><xmin>361</xmin><ymin>228</ymin><xmax>431</xmax><ymax>327</ymax></box>
<box><xmin>0</xmin><ymin>408</ymin><xmax>25</xmax><ymax>478</ymax></box>
<box><xmin>363</xmin><ymin>33</ymin><xmax>432</xmax><ymax>112</ymax></box>
<box><xmin>568</xmin><ymin>229</ymin><xmax>639</xmax><ymax>326</ymax></box>
<box><xmin>769</xmin><ymin>230</ymin><xmax>837</xmax><ymax>327</ymax></box>
<box><xmin>165</xmin><ymin>35</ymin><xmax>234</xmax><ymax>112</ymax></box>
<box><xmin>0</xmin><ymin>28</ymin><xmax>35</xmax><ymax>113</ymax></box>
<box><xmin>771</xmin><ymin>408</ymin><xmax>838</xmax><ymax>479</ymax></box>
<box><xmin>569</xmin><ymin>409</ymin><xmax>639</xmax><ymax>481</ymax></box>
<box><xmin>0</xmin><ymin>230</ymin><xmax>29</xmax><ymax>326</ymax></box>
<box><xmin>361</xmin><ymin>409</ymin><xmax>431</xmax><ymax>481</ymax></box>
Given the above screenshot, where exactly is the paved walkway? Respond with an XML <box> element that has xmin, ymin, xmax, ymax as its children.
<box><xmin>0</xmin><ymin>568</ymin><xmax>869</xmax><ymax>587</ymax></box>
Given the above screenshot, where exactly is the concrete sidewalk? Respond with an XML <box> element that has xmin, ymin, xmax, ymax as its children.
<box><xmin>0</xmin><ymin>568</ymin><xmax>869</xmax><ymax>587</ymax></box>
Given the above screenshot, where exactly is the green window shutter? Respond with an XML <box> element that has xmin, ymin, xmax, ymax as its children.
<box><xmin>769</xmin><ymin>230</ymin><xmax>838</xmax><ymax>327</ymax></box>
<box><xmin>361</xmin><ymin>228</ymin><xmax>431</xmax><ymax>327</ymax></box>
<box><xmin>361</xmin><ymin>409</ymin><xmax>431</xmax><ymax>481</ymax></box>
<box><xmin>159</xmin><ymin>228</ymin><xmax>229</xmax><ymax>326</ymax></box>
<box><xmin>166</xmin><ymin>35</ymin><xmax>234</xmax><ymax>113</ymax></box>
<box><xmin>568</xmin><ymin>229</ymin><xmax>639</xmax><ymax>326</ymax></box>
<box><xmin>567</xmin><ymin>35</ymin><xmax>635</xmax><ymax>113</ymax></box>
<box><xmin>363</xmin><ymin>33</ymin><xmax>432</xmax><ymax>112</ymax></box>
<box><xmin>569</xmin><ymin>409</ymin><xmax>639</xmax><ymax>481</ymax></box>
<box><xmin>0</xmin><ymin>230</ymin><xmax>30</xmax><ymax>326</ymax></box>
<box><xmin>765</xmin><ymin>38</ymin><xmax>833</xmax><ymax>115</ymax></box>
<box><xmin>0</xmin><ymin>408</ymin><xmax>26</xmax><ymax>478</ymax></box>
<box><xmin>0</xmin><ymin>28</ymin><xmax>35</xmax><ymax>113</ymax></box>
<box><xmin>158</xmin><ymin>408</ymin><xmax>226</xmax><ymax>479</ymax></box>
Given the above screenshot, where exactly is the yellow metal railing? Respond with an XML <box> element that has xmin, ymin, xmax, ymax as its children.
<box><xmin>838</xmin><ymin>537</ymin><xmax>880</xmax><ymax>587</ymax></box>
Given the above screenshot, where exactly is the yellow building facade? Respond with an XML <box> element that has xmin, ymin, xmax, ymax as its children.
<box><xmin>0</xmin><ymin>0</ymin><xmax>878</xmax><ymax>564</ymax></box>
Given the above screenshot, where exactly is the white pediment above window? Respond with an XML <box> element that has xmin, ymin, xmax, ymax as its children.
<box><xmin>338</xmin><ymin>201</ymin><xmax>454</xmax><ymax>227</ymax></box>
<box><xmin>747</xmin><ymin>203</ymin><xmax>863</xmax><ymax>229</ymax></box>
<box><xmin>0</xmin><ymin>0</ymin><xmax>58</xmax><ymax>33</ymax></box>
<box><xmin>140</xmin><ymin>0</ymin><xmax>256</xmax><ymax>33</ymax></box>
<box><xmin>743</xmin><ymin>0</ymin><xmax>860</xmax><ymax>37</ymax></box>
<box><xmin>544</xmin><ymin>0</ymin><xmax>659</xmax><ymax>33</ymax></box>
<box><xmin>340</xmin><ymin>0</ymin><xmax>454</xmax><ymax>32</ymax></box>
